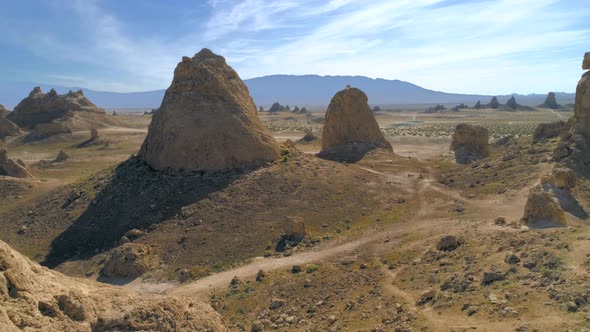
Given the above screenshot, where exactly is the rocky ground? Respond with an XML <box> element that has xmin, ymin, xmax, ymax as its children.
<box><xmin>1</xmin><ymin>109</ymin><xmax>590</xmax><ymax>331</ymax></box>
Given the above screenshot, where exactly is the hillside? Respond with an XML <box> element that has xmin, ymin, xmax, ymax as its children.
<box><xmin>0</xmin><ymin>77</ymin><xmax>575</xmax><ymax>109</ymax></box>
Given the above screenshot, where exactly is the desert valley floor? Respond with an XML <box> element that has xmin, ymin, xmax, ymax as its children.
<box><xmin>2</xmin><ymin>106</ymin><xmax>590</xmax><ymax>331</ymax></box>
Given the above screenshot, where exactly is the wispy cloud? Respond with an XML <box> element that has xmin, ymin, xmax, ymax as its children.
<box><xmin>0</xmin><ymin>0</ymin><xmax>587</xmax><ymax>94</ymax></box>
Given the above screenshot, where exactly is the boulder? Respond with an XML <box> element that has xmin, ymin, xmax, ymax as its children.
<box><xmin>522</xmin><ymin>187</ymin><xmax>566</xmax><ymax>227</ymax></box>
<box><xmin>102</xmin><ymin>243</ymin><xmax>159</xmax><ymax>278</ymax></box>
<box><xmin>583</xmin><ymin>52</ymin><xmax>590</xmax><ymax>70</ymax></box>
<box><xmin>0</xmin><ymin>148</ymin><xmax>34</xmax><ymax>178</ymax></box>
<box><xmin>298</xmin><ymin>130</ymin><xmax>318</xmax><ymax>143</ymax></box>
<box><xmin>0</xmin><ymin>240</ymin><xmax>228</xmax><ymax>331</ymax></box>
<box><xmin>544</xmin><ymin>167</ymin><xmax>576</xmax><ymax>189</ymax></box>
<box><xmin>450</xmin><ymin>123</ymin><xmax>490</xmax><ymax>164</ymax></box>
<box><xmin>138</xmin><ymin>49</ymin><xmax>280</xmax><ymax>171</ymax></box>
<box><xmin>319</xmin><ymin>87</ymin><xmax>392</xmax><ymax>157</ymax></box>
<box><xmin>533</xmin><ymin>120</ymin><xmax>567</xmax><ymax>142</ymax></box>
<box><xmin>0</xmin><ymin>117</ymin><xmax>21</xmax><ymax>138</ymax></box>
<box><xmin>6</xmin><ymin>88</ymin><xmax>114</xmax><ymax>138</ymax></box>
<box><xmin>53</xmin><ymin>150</ymin><xmax>71</xmax><ymax>163</ymax></box>
<box><xmin>282</xmin><ymin>216</ymin><xmax>306</xmax><ymax>241</ymax></box>
<box><xmin>436</xmin><ymin>235</ymin><xmax>461</xmax><ymax>251</ymax></box>
<box><xmin>91</xmin><ymin>128</ymin><xmax>99</xmax><ymax>139</ymax></box>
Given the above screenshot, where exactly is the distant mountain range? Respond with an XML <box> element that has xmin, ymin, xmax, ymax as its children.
<box><xmin>0</xmin><ymin>75</ymin><xmax>575</xmax><ymax>110</ymax></box>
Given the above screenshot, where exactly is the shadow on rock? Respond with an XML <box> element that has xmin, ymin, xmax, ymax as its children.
<box><xmin>542</xmin><ymin>183</ymin><xmax>589</xmax><ymax>220</ymax></box>
<box><xmin>42</xmin><ymin>157</ymin><xmax>252</xmax><ymax>268</ymax></box>
<box><xmin>316</xmin><ymin>142</ymin><xmax>379</xmax><ymax>163</ymax></box>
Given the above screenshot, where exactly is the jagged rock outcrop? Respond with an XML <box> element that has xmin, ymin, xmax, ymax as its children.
<box><xmin>7</xmin><ymin>88</ymin><xmax>115</xmax><ymax>139</ymax></box>
<box><xmin>538</xmin><ymin>92</ymin><xmax>561</xmax><ymax>109</ymax></box>
<box><xmin>0</xmin><ymin>104</ymin><xmax>9</xmax><ymax>117</ymax></box>
<box><xmin>0</xmin><ymin>240</ymin><xmax>228</xmax><ymax>332</ymax></box>
<box><xmin>584</xmin><ymin>52</ymin><xmax>590</xmax><ymax>70</ymax></box>
<box><xmin>533</xmin><ymin>120</ymin><xmax>567</xmax><ymax>142</ymax></box>
<box><xmin>298</xmin><ymin>130</ymin><xmax>318</xmax><ymax>143</ymax></box>
<box><xmin>102</xmin><ymin>243</ymin><xmax>159</xmax><ymax>279</ymax></box>
<box><xmin>522</xmin><ymin>187</ymin><xmax>566</xmax><ymax>228</ymax></box>
<box><xmin>319</xmin><ymin>87</ymin><xmax>392</xmax><ymax>159</ymax></box>
<box><xmin>139</xmin><ymin>49</ymin><xmax>280</xmax><ymax>171</ymax></box>
<box><xmin>0</xmin><ymin>148</ymin><xmax>34</xmax><ymax>178</ymax></box>
<box><xmin>0</xmin><ymin>117</ymin><xmax>21</xmax><ymax>139</ymax></box>
<box><xmin>543</xmin><ymin>167</ymin><xmax>577</xmax><ymax>190</ymax></box>
<box><xmin>554</xmin><ymin>52</ymin><xmax>590</xmax><ymax>176</ymax></box>
<box><xmin>450</xmin><ymin>123</ymin><xmax>490</xmax><ymax>164</ymax></box>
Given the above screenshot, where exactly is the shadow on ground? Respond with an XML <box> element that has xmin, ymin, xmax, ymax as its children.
<box><xmin>542</xmin><ymin>183</ymin><xmax>589</xmax><ymax>220</ymax></box>
<box><xmin>42</xmin><ymin>157</ymin><xmax>252</xmax><ymax>268</ymax></box>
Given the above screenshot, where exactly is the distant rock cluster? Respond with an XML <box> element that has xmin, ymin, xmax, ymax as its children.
<box><xmin>0</xmin><ymin>148</ymin><xmax>34</xmax><ymax>179</ymax></box>
<box><xmin>6</xmin><ymin>88</ymin><xmax>114</xmax><ymax>140</ymax></box>
<box><xmin>139</xmin><ymin>48</ymin><xmax>280</xmax><ymax>172</ymax></box>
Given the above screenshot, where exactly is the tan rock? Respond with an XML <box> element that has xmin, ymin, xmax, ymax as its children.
<box><xmin>7</xmin><ymin>87</ymin><xmax>115</xmax><ymax>138</ymax></box>
<box><xmin>450</xmin><ymin>123</ymin><xmax>490</xmax><ymax>164</ymax></box>
<box><xmin>139</xmin><ymin>49</ymin><xmax>280</xmax><ymax>171</ymax></box>
<box><xmin>573</xmin><ymin>71</ymin><xmax>590</xmax><ymax>138</ymax></box>
<box><xmin>544</xmin><ymin>167</ymin><xmax>577</xmax><ymax>189</ymax></box>
<box><xmin>90</xmin><ymin>128</ymin><xmax>99</xmax><ymax>139</ymax></box>
<box><xmin>102</xmin><ymin>243</ymin><xmax>159</xmax><ymax>278</ymax></box>
<box><xmin>583</xmin><ymin>52</ymin><xmax>590</xmax><ymax>70</ymax></box>
<box><xmin>0</xmin><ymin>148</ymin><xmax>34</xmax><ymax>178</ymax></box>
<box><xmin>53</xmin><ymin>150</ymin><xmax>71</xmax><ymax>163</ymax></box>
<box><xmin>283</xmin><ymin>216</ymin><xmax>306</xmax><ymax>240</ymax></box>
<box><xmin>0</xmin><ymin>117</ymin><xmax>21</xmax><ymax>139</ymax></box>
<box><xmin>0</xmin><ymin>104</ymin><xmax>9</xmax><ymax>117</ymax></box>
<box><xmin>0</xmin><ymin>240</ymin><xmax>228</xmax><ymax>331</ymax></box>
<box><xmin>320</xmin><ymin>87</ymin><xmax>392</xmax><ymax>155</ymax></box>
<box><xmin>522</xmin><ymin>187</ymin><xmax>566</xmax><ymax>227</ymax></box>
<box><xmin>533</xmin><ymin>120</ymin><xmax>567</xmax><ymax>142</ymax></box>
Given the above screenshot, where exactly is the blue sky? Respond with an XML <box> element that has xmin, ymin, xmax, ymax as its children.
<box><xmin>0</xmin><ymin>0</ymin><xmax>588</xmax><ymax>94</ymax></box>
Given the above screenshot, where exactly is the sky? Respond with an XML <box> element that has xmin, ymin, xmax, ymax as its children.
<box><xmin>0</xmin><ymin>0</ymin><xmax>588</xmax><ymax>94</ymax></box>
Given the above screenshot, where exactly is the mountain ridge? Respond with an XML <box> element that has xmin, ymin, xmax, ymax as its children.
<box><xmin>0</xmin><ymin>76</ymin><xmax>575</xmax><ymax>110</ymax></box>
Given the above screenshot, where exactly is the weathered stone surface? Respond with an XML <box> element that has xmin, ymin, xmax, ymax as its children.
<box><xmin>0</xmin><ymin>117</ymin><xmax>21</xmax><ymax>138</ymax></box>
<box><xmin>489</xmin><ymin>96</ymin><xmax>499</xmax><ymax>109</ymax></box>
<box><xmin>540</xmin><ymin>92</ymin><xmax>560</xmax><ymax>109</ymax></box>
<box><xmin>522</xmin><ymin>187</ymin><xmax>566</xmax><ymax>227</ymax></box>
<box><xmin>0</xmin><ymin>240</ymin><xmax>228</xmax><ymax>331</ymax></box>
<box><xmin>102</xmin><ymin>243</ymin><xmax>159</xmax><ymax>278</ymax></box>
<box><xmin>533</xmin><ymin>120</ymin><xmax>567</xmax><ymax>142</ymax></box>
<box><xmin>583</xmin><ymin>52</ymin><xmax>590</xmax><ymax>70</ymax></box>
<box><xmin>139</xmin><ymin>49</ymin><xmax>280</xmax><ymax>171</ymax></box>
<box><xmin>544</xmin><ymin>167</ymin><xmax>577</xmax><ymax>189</ymax></box>
<box><xmin>53</xmin><ymin>150</ymin><xmax>71</xmax><ymax>163</ymax></box>
<box><xmin>0</xmin><ymin>148</ymin><xmax>34</xmax><ymax>178</ymax></box>
<box><xmin>436</xmin><ymin>235</ymin><xmax>461</xmax><ymax>251</ymax></box>
<box><xmin>450</xmin><ymin>123</ymin><xmax>490</xmax><ymax>164</ymax></box>
<box><xmin>282</xmin><ymin>216</ymin><xmax>306</xmax><ymax>240</ymax></box>
<box><xmin>7</xmin><ymin>88</ymin><xmax>114</xmax><ymax>138</ymax></box>
<box><xmin>506</xmin><ymin>96</ymin><xmax>518</xmax><ymax>110</ymax></box>
<box><xmin>320</xmin><ymin>87</ymin><xmax>392</xmax><ymax>156</ymax></box>
<box><xmin>0</xmin><ymin>104</ymin><xmax>9</xmax><ymax>117</ymax></box>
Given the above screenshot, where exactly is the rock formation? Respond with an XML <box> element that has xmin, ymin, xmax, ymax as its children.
<box><xmin>539</xmin><ymin>92</ymin><xmax>560</xmax><ymax>109</ymax></box>
<box><xmin>450</xmin><ymin>123</ymin><xmax>490</xmax><ymax>164</ymax></box>
<box><xmin>298</xmin><ymin>130</ymin><xmax>318</xmax><ymax>144</ymax></box>
<box><xmin>7</xmin><ymin>88</ymin><xmax>114</xmax><ymax>139</ymax></box>
<box><xmin>53</xmin><ymin>150</ymin><xmax>71</xmax><ymax>163</ymax></box>
<box><xmin>522</xmin><ymin>187</ymin><xmax>566</xmax><ymax>228</ymax></box>
<box><xmin>533</xmin><ymin>120</ymin><xmax>567</xmax><ymax>142</ymax></box>
<box><xmin>138</xmin><ymin>49</ymin><xmax>280</xmax><ymax>171</ymax></box>
<box><xmin>0</xmin><ymin>148</ymin><xmax>34</xmax><ymax>178</ymax></box>
<box><xmin>319</xmin><ymin>87</ymin><xmax>392</xmax><ymax>159</ymax></box>
<box><xmin>506</xmin><ymin>96</ymin><xmax>518</xmax><ymax>110</ymax></box>
<box><xmin>0</xmin><ymin>117</ymin><xmax>21</xmax><ymax>139</ymax></box>
<box><xmin>282</xmin><ymin>216</ymin><xmax>306</xmax><ymax>241</ymax></box>
<box><xmin>102</xmin><ymin>243</ymin><xmax>159</xmax><ymax>279</ymax></box>
<box><xmin>554</xmin><ymin>52</ymin><xmax>590</xmax><ymax>176</ymax></box>
<box><xmin>543</xmin><ymin>167</ymin><xmax>577</xmax><ymax>190</ymax></box>
<box><xmin>489</xmin><ymin>96</ymin><xmax>499</xmax><ymax>109</ymax></box>
<box><xmin>0</xmin><ymin>240</ymin><xmax>228</xmax><ymax>331</ymax></box>
<box><xmin>0</xmin><ymin>104</ymin><xmax>8</xmax><ymax>117</ymax></box>
<box><xmin>474</xmin><ymin>100</ymin><xmax>481</xmax><ymax>109</ymax></box>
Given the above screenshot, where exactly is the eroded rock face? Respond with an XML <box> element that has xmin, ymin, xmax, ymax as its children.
<box><xmin>0</xmin><ymin>117</ymin><xmax>21</xmax><ymax>139</ymax></box>
<box><xmin>102</xmin><ymin>243</ymin><xmax>159</xmax><ymax>278</ymax></box>
<box><xmin>533</xmin><ymin>120</ymin><xmax>567</xmax><ymax>142</ymax></box>
<box><xmin>0</xmin><ymin>148</ymin><xmax>34</xmax><ymax>178</ymax></box>
<box><xmin>554</xmin><ymin>53</ymin><xmax>590</xmax><ymax>176</ymax></box>
<box><xmin>7</xmin><ymin>88</ymin><xmax>113</xmax><ymax>138</ymax></box>
<box><xmin>522</xmin><ymin>187</ymin><xmax>566</xmax><ymax>228</ymax></box>
<box><xmin>506</xmin><ymin>96</ymin><xmax>518</xmax><ymax>110</ymax></box>
<box><xmin>282</xmin><ymin>216</ymin><xmax>306</xmax><ymax>241</ymax></box>
<box><xmin>139</xmin><ymin>49</ymin><xmax>280</xmax><ymax>171</ymax></box>
<box><xmin>0</xmin><ymin>104</ymin><xmax>9</xmax><ymax>117</ymax></box>
<box><xmin>53</xmin><ymin>150</ymin><xmax>71</xmax><ymax>163</ymax></box>
<box><xmin>450</xmin><ymin>123</ymin><xmax>490</xmax><ymax>164</ymax></box>
<box><xmin>583</xmin><ymin>52</ymin><xmax>590</xmax><ymax>70</ymax></box>
<box><xmin>546</xmin><ymin>167</ymin><xmax>577</xmax><ymax>189</ymax></box>
<box><xmin>0</xmin><ymin>240</ymin><xmax>228</xmax><ymax>332</ymax></box>
<box><xmin>320</xmin><ymin>87</ymin><xmax>392</xmax><ymax>156</ymax></box>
